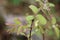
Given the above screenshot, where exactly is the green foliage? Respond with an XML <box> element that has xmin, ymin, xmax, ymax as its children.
<box><xmin>48</xmin><ymin>3</ymin><xmax>55</xmax><ymax>7</ymax></box>
<box><xmin>38</xmin><ymin>26</ymin><xmax>44</xmax><ymax>34</ymax></box>
<box><xmin>14</xmin><ymin>17</ymin><xmax>21</xmax><ymax>25</ymax></box>
<box><xmin>26</xmin><ymin>15</ymin><xmax>34</xmax><ymax>27</ymax></box>
<box><xmin>37</xmin><ymin>14</ymin><xmax>47</xmax><ymax>25</ymax></box>
<box><xmin>51</xmin><ymin>17</ymin><xmax>56</xmax><ymax>24</ymax></box>
<box><xmin>7</xmin><ymin>0</ymin><xmax>60</xmax><ymax>40</ymax></box>
<box><xmin>35</xmin><ymin>28</ymin><xmax>41</xmax><ymax>36</ymax></box>
<box><xmin>26</xmin><ymin>15</ymin><xmax>34</xmax><ymax>21</ymax></box>
<box><xmin>47</xmin><ymin>28</ymin><xmax>54</xmax><ymax>36</ymax></box>
<box><xmin>29</xmin><ymin>5</ymin><xmax>38</xmax><ymax>14</ymax></box>
<box><xmin>28</xmin><ymin>0</ymin><xmax>59</xmax><ymax>39</ymax></box>
<box><xmin>52</xmin><ymin>25</ymin><xmax>59</xmax><ymax>38</ymax></box>
<box><xmin>9</xmin><ymin>0</ymin><xmax>22</xmax><ymax>6</ymax></box>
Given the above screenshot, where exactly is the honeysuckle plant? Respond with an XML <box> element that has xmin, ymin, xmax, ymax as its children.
<box><xmin>27</xmin><ymin>0</ymin><xmax>59</xmax><ymax>40</ymax></box>
<box><xmin>7</xmin><ymin>0</ymin><xmax>60</xmax><ymax>40</ymax></box>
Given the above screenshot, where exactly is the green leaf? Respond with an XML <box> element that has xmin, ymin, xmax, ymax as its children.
<box><xmin>39</xmin><ymin>26</ymin><xmax>44</xmax><ymax>34</ymax></box>
<box><xmin>26</xmin><ymin>15</ymin><xmax>34</xmax><ymax>21</ymax></box>
<box><xmin>51</xmin><ymin>17</ymin><xmax>56</xmax><ymax>24</ymax></box>
<box><xmin>35</xmin><ymin>26</ymin><xmax>44</xmax><ymax>36</ymax></box>
<box><xmin>53</xmin><ymin>25</ymin><xmax>59</xmax><ymax>38</ymax></box>
<box><xmin>26</xmin><ymin>15</ymin><xmax>34</xmax><ymax>26</ymax></box>
<box><xmin>35</xmin><ymin>20</ymin><xmax>39</xmax><ymax>27</ymax></box>
<box><xmin>29</xmin><ymin>5</ymin><xmax>38</xmax><ymax>14</ymax></box>
<box><xmin>17</xmin><ymin>26</ymin><xmax>21</xmax><ymax>34</ymax></box>
<box><xmin>48</xmin><ymin>3</ymin><xmax>55</xmax><ymax>7</ymax></box>
<box><xmin>37</xmin><ymin>14</ymin><xmax>47</xmax><ymax>25</ymax></box>
<box><xmin>14</xmin><ymin>18</ymin><xmax>21</xmax><ymax>25</ymax></box>
<box><xmin>55</xmin><ymin>27</ymin><xmax>59</xmax><ymax>38</ymax></box>
<box><xmin>35</xmin><ymin>28</ymin><xmax>41</xmax><ymax>36</ymax></box>
<box><xmin>47</xmin><ymin>29</ymin><xmax>54</xmax><ymax>36</ymax></box>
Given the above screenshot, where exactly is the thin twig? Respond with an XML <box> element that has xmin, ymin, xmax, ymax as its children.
<box><xmin>29</xmin><ymin>19</ymin><xmax>34</xmax><ymax>40</ymax></box>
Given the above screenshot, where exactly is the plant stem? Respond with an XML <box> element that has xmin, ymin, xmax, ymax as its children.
<box><xmin>29</xmin><ymin>19</ymin><xmax>34</xmax><ymax>40</ymax></box>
